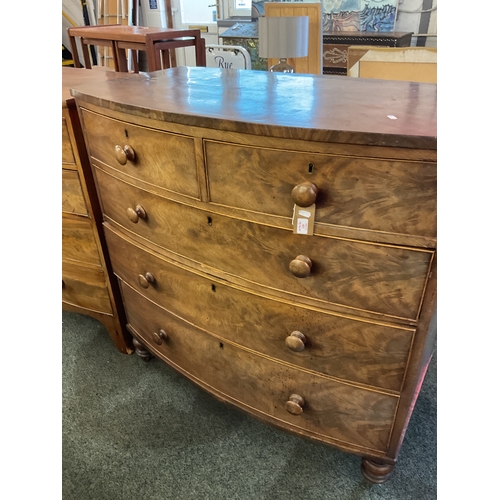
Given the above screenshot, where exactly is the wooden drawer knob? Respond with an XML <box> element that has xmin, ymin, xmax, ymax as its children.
<box><xmin>127</xmin><ymin>205</ymin><xmax>147</xmax><ymax>223</ymax></box>
<box><xmin>291</xmin><ymin>182</ymin><xmax>318</xmax><ymax>207</ymax></box>
<box><xmin>286</xmin><ymin>331</ymin><xmax>307</xmax><ymax>352</ymax></box>
<box><xmin>289</xmin><ymin>255</ymin><xmax>312</xmax><ymax>278</ymax></box>
<box><xmin>285</xmin><ymin>394</ymin><xmax>305</xmax><ymax>415</ymax></box>
<box><xmin>138</xmin><ymin>272</ymin><xmax>155</xmax><ymax>288</ymax></box>
<box><xmin>115</xmin><ymin>144</ymin><xmax>136</xmax><ymax>165</ymax></box>
<box><xmin>152</xmin><ymin>329</ymin><xmax>167</xmax><ymax>345</ymax></box>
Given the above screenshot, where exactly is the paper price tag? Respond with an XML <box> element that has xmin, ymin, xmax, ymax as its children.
<box><xmin>292</xmin><ymin>203</ymin><xmax>316</xmax><ymax>235</ymax></box>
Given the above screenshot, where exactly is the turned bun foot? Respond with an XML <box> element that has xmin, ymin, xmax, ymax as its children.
<box><xmin>361</xmin><ymin>457</ymin><xmax>395</xmax><ymax>484</ymax></box>
<box><xmin>132</xmin><ymin>337</ymin><xmax>153</xmax><ymax>362</ymax></box>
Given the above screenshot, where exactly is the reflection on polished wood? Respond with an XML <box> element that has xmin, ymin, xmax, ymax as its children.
<box><xmin>70</xmin><ymin>67</ymin><xmax>437</xmax><ymax>149</ymax></box>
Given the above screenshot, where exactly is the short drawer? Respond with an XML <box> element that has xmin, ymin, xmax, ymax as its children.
<box><xmin>62</xmin><ymin>169</ymin><xmax>87</xmax><ymax>216</ymax></box>
<box><xmin>121</xmin><ymin>282</ymin><xmax>398</xmax><ymax>452</ymax></box>
<box><xmin>62</xmin><ymin>216</ymin><xmax>101</xmax><ymax>266</ymax></box>
<box><xmin>62</xmin><ymin>116</ymin><xmax>76</xmax><ymax>166</ymax></box>
<box><xmin>80</xmin><ymin>109</ymin><xmax>200</xmax><ymax>198</ymax></box>
<box><xmin>96</xmin><ymin>169</ymin><xmax>433</xmax><ymax>321</ymax></box>
<box><xmin>205</xmin><ymin>140</ymin><xmax>437</xmax><ymax>238</ymax></box>
<box><xmin>62</xmin><ymin>260</ymin><xmax>112</xmax><ymax>314</ymax></box>
<box><xmin>105</xmin><ymin>224</ymin><xmax>414</xmax><ymax>392</ymax></box>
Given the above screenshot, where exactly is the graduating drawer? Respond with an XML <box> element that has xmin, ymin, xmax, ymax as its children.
<box><xmin>62</xmin><ymin>216</ymin><xmax>100</xmax><ymax>266</ymax></box>
<box><xmin>80</xmin><ymin>109</ymin><xmax>200</xmax><ymax>198</ymax></box>
<box><xmin>96</xmin><ymin>169</ymin><xmax>433</xmax><ymax>322</ymax></box>
<box><xmin>104</xmin><ymin>224</ymin><xmax>414</xmax><ymax>392</ymax></box>
<box><xmin>62</xmin><ymin>261</ymin><xmax>112</xmax><ymax>314</ymax></box>
<box><xmin>62</xmin><ymin>116</ymin><xmax>76</xmax><ymax>167</ymax></box>
<box><xmin>121</xmin><ymin>282</ymin><xmax>398</xmax><ymax>453</ymax></box>
<box><xmin>205</xmin><ymin>140</ymin><xmax>436</xmax><ymax>239</ymax></box>
<box><xmin>62</xmin><ymin>170</ymin><xmax>87</xmax><ymax>216</ymax></box>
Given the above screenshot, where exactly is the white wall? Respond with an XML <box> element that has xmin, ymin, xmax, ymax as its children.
<box><xmin>395</xmin><ymin>0</ymin><xmax>437</xmax><ymax>48</ymax></box>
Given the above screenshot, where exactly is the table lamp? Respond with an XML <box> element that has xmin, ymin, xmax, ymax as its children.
<box><xmin>258</xmin><ymin>16</ymin><xmax>309</xmax><ymax>73</ymax></box>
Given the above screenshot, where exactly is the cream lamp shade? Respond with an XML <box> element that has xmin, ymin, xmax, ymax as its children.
<box><xmin>258</xmin><ymin>16</ymin><xmax>309</xmax><ymax>72</ymax></box>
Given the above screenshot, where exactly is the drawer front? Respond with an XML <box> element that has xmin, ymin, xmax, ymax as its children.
<box><xmin>81</xmin><ymin>109</ymin><xmax>200</xmax><ymax>198</ymax></box>
<box><xmin>96</xmin><ymin>169</ymin><xmax>432</xmax><ymax>321</ymax></box>
<box><xmin>62</xmin><ymin>169</ymin><xmax>88</xmax><ymax>216</ymax></box>
<box><xmin>205</xmin><ymin>141</ymin><xmax>437</xmax><ymax>238</ymax></box>
<box><xmin>62</xmin><ymin>216</ymin><xmax>101</xmax><ymax>266</ymax></box>
<box><xmin>122</xmin><ymin>282</ymin><xmax>398</xmax><ymax>452</ymax></box>
<box><xmin>62</xmin><ymin>261</ymin><xmax>112</xmax><ymax>313</ymax></box>
<box><xmin>105</xmin><ymin>224</ymin><xmax>413</xmax><ymax>392</ymax></box>
<box><xmin>62</xmin><ymin>116</ymin><xmax>76</xmax><ymax>166</ymax></box>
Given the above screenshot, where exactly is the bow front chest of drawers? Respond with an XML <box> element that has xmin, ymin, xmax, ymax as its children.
<box><xmin>72</xmin><ymin>67</ymin><xmax>437</xmax><ymax>483</ymax></box>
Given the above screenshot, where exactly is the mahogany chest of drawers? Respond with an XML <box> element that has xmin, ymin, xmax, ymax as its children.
<box><xmin>71</xmin><ymin>67</ymin><xmax>437</xmax><ymax>483</ymax></box>
<box><xmin>62</xmin><ymin>67</ymin><xmax>133</xmax><ymax>354</ymax></box>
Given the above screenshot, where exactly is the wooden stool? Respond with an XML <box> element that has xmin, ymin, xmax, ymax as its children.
<box><xmin>67</xmin><ymin>25</ymin><xmax>206</xmax><ymax>72</ymax></box>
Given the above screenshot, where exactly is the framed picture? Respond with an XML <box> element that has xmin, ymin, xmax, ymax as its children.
<box><xmin>322</xmin><ymin>0</ymin><xmax>361</xmax><ymax>32</ymax></box>
<box><xmin>360</xmin><ymin>0</ymin><xmax>398</xmax><ymax>32</ymax></box>
<box><xmin>321</xmin><ymin>0</ymin><xmax>398</xmax><ymax>32</ymax></box>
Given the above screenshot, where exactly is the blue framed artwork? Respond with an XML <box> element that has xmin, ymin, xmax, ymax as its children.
<box><xmin>322</xmin><ymin>0</ymin><xmax>361</xmax><ymax>32</ymax></box>
<box><xmin>360</xmin><ymin>0</ymin><xmax>398</xmax><ymax>32</ymax></box>
<box><xmin>321</xmin><ymin>0</ymin><xmax>398</xmax><ymax>32</ymax></box>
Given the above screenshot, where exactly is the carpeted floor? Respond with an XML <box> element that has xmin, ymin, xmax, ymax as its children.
<box><xmin>62</xmin><ymin>310</ymin><xmax>436</xmax><ymax>500</ymax></box>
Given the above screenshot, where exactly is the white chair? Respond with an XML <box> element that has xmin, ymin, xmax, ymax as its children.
<box><xmin>205</xmin><ymin>44</ymin><xmax>251</xmax><ymax>70</ymax></box>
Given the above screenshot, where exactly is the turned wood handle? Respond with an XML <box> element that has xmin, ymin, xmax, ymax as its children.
<box><xmin>152</xmin><ymin>329</ymin><xmax>167</xmax><ymax>345</ymax></box>
<box><xmin>138</xmin><ymin>272</ymin><xmax>155</xmax><ymax>289</ymax></box>
<box><xmin>285</xmin><ymin>394</ymin><xmax>305</xmax><ymax>415</ymax></box>
<box><xmin>291</xmin><ymin>182</ymin><xmax>318</xmax><ymax>207</ymax></box>
<box><xmin>289</xmin><ymin>255</ymin><xmax>312</xmax><ymax>278</ymax></box>
<box><xmin>126</xmin><ymin>205</ymin><xmax>147</xmax><ymax>223</ymax></box>
<box><xmin>114</xmin><ymin>144</ymin><xmax>136</xmax><ymax>165</ymax></box>
<box><xmin>285</xmin><ymin>331</ymin><xmax>307</xmax><ymax>352</ymax></box>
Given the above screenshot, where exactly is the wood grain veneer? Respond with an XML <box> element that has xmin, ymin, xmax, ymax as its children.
<box><xmin>72</xmin><ymin>67</ymin><xmax>437</xmax><ymax>483</ymax></box>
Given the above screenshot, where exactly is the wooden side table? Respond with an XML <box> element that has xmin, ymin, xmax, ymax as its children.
<box><xmin>322</xmin><ymin>31</ymin><xmax>413</xmax><ymax>75</ymax></box>
<box><xmin>68</xmin><ymin>25</ymin><xmax>206</xmax><ymax>72</ymax></box>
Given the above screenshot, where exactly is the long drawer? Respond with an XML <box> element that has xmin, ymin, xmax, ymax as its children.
<box><xmin>121</xmin><ymin>281</ymin><xmax>399</xmax><ymax>453</ymax></box>
<box><xmin>205</xmin><ymin>140</ymin><xmax>437</xmax><ymax>238</ymax></box>
<box><xmin>96</xmin><ymin>168</ymin><xmax>433</xmax><ymax>321</ymax></box>
<box><xmin>62</xmin><ymin>169</ymin><xmax>87</xmax><ymax>216</ymax></box>
<box><xmin>62</xmin><ymin>216</ymin><xmax>101</xmax><ymax>266</ymax></box>
<box><xmin>62</xmin><ymin>116</ymin><xmax>76</xmax><ymax>167</ymax></box>
<box><xmin>104</xmin><ymin>223</ymin><xmax>414</xmax><ymax>392</ymax></box>
<box><xmin>62</xmin><ymin>260</ymin><xmax>112</xmax><ymax>314</ymax></box>
<box><xmin>81</xmin><ymin>108</ymin><xmax>200</xmax><ymax>199</ymax></box>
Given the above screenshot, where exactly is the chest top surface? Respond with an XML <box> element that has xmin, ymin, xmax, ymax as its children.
<box><xmin>70</xmin><ymin>66</ymin><xmax>436</xmax><ymax>149</ymax></box>
<box><xmin>62</xmin><ymin>66</ymin><xmax>143</xmax><ymax>107</ymax></box>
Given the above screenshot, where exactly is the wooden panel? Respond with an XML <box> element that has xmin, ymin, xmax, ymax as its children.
<box><xmin>323</xmin><ymin>44</ymin><xmax>349</xmax><ymax>69</ymax></box>
<box><xmin>121</xmin><ymin>282</ymin><xmax>398</xmax><ymax>452</ymax></box>
<box><xmin>62</xmin><ymin>170</ymin><xmax>88</xmax><ymax>216</ymax></box>
<box><xmin>104</xmin><ymin>224</ymin><xmax>414</xmax><ymax>392</ymax></box>
<box><xmin>96</xmin><ymin>168</ymin><xmax>433</xmax><ymax>321</ymax></box>
<box><xmin>264</xmin><ymin>2</ymin><xmax>323</xmax><ymax>75</ymax></box>
<box><xmin>62</xmin><ymin>116</ymin><xmax>76</xmax><ymax>166</ymax></box>
<box><xmin>62</xmin><ymin>260</ymin><xmax>112</xmax><ymax>314</ymax></box>
<box><xmin>360</xmin><ymin>61</ymin><xmax>437</xmax><ymax>83</ymax></box>
<box><xmin>347</xmin><ymin>47</ymin><xmax>437</xmax><ymax>83</ymax></box>
<box><xmin>205</xmin><ymin>140</ymin><xmax>437</xmax><ymax>239</ymax></box>
<box><xmin>62</xmin><ymin>216</ymin><xmax>101</xmax><ymax>266</ymax></box>
<box><xmin>80</xmin><ymin>108</ymin><xmax>200</xmax><ymax>198</ymax></box>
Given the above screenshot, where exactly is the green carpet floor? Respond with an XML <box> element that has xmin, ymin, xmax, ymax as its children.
<box><xmin>62</xmin><ymin>310</ymin><xmax>436</xmax><ymax>500</ymax></box>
